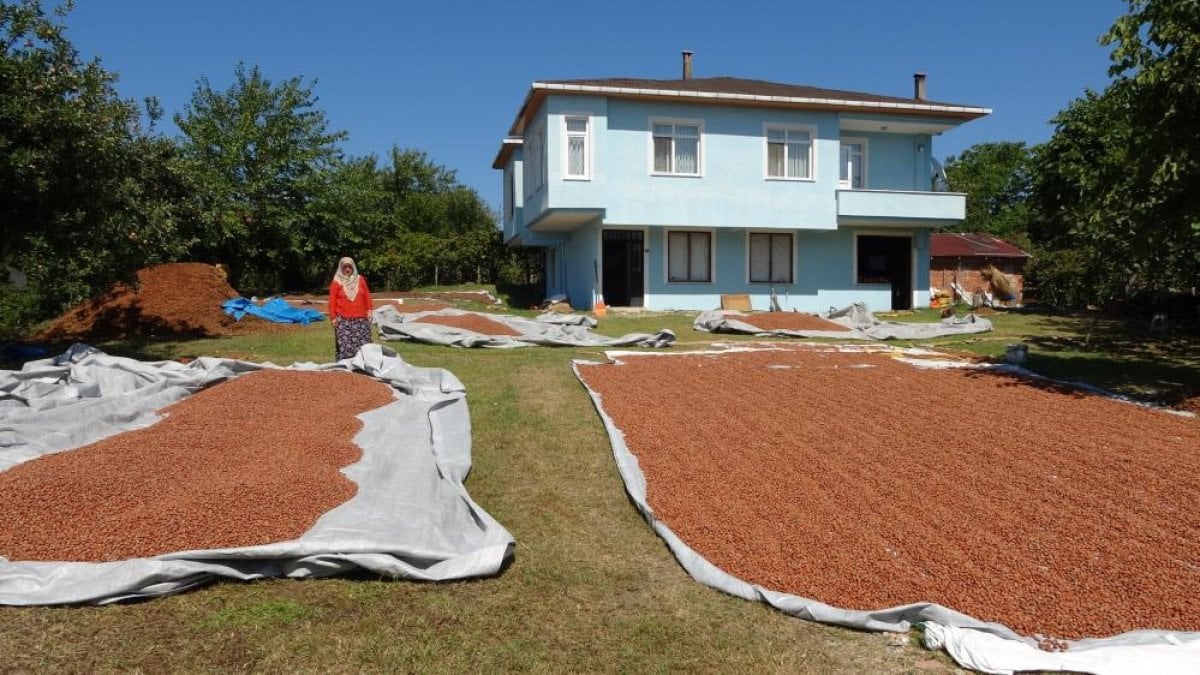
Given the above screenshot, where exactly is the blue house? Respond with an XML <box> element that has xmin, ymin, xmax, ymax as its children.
<box><xmin>493</xmin><ymin>54</ymin><xmax>990</xmax><ymax>312</ymax></box>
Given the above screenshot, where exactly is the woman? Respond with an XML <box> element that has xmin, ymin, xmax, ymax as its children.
<box><xmin>328</xmin><ymin>256</ymin><xmax>374</xmax><ymax>360</ymax></box>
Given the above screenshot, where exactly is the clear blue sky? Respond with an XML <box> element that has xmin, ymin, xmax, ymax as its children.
<box><xmin>66</xmin><ymin>0</ymin><xmax>1126</xmax><ymax>211</ymax></box>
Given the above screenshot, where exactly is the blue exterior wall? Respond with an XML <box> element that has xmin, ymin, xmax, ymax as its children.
<box><xmin>848</xmin><ymin>131</ymin><xmax>933</xmax><ymax>191</ymax></box>
<box><xmin>548</xmin><ymin>98</ymin><xmax>842</xmax><ymax>229</ymax></box>
<box><xmin>505</xmin><ymin>93</ymin><xmax>959</xmax><ymax>309</ymax></box>
<box><xmin>639</xmin><ymin>226</ymin><xmax>929</xmax><ymax>312</ymax></box>
<box><xmin>562</xmin><ymin>220</ymin><xmax>600</xmax><ymax>309</ymax></box>
<box><xmin>501</xmin><ymin>147</ymin><xmax>524</xmax><ymax>241</ymax></box>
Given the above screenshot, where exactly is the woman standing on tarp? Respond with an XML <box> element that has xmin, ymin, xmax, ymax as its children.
<box><xmin>329</xmin><ymin>257</ymin><xmax>374</xmax><ymax>360</ymax></box>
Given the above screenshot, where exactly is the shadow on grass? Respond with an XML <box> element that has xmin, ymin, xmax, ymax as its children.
<box><xmin>957</xmin><ymin>349</ymin><xmax>1198</xmax><ymax>409</ymax></box>
<box><xmin>495</xmin><ymin>281</ymin><xmax>543</xmax><ymax>311</ymax></box>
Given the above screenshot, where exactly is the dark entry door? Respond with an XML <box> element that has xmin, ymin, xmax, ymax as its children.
<box><xmin>602</xmin><ymin>230</ymin><xmax>644</xmax><ymax>307</ymax></box>
<box><xmin>857</xmin><ymin>235</ymin><xmax>913</xmax><ymax>310</ymax></box>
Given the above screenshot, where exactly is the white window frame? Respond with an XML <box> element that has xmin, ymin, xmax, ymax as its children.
<box><xmin>562</xmin><ymin>115</ymin><xmax>591</xmax><ymax>180</ymax></box>
<box><xmin>663</xmin><ymin>227</ymin><xmax>715</xmax><ymax>284</ymax></box>
<box><xmin>763</xmin><ymin>124</ymin><xmax>816</xmax><ymax>181</ymax></box>
<box><xmin>649</xmin><ymin>117</ymin><xmax>704</xmax><ymax>177</ymax></box>
<box><xmin>745</xmin><ymin>230</ymin><xmax>795</xmax><ymax>284</ymax></box>
<box><xmin>839</xmin><ymin>137</ymin><xmax>868</xmax><ymax>189</ymax></box>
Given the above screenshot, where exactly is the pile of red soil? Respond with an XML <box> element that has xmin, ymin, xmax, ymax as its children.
<box><xmin>0</xmin><ymin>370</ymin><xmax>393</xmax><ymax>562</ymax></box>
<box><xmin>737</xmin><ymin>312</ymin><xmax>850</xmax><ymax>332</ymax></box>
<box><xmin>38</xmin><ymin>263</ymin><xmax>239</xmax><ymax>341</ymax></box>
<box><xmin>414</xmin><ymin>314</ymin><xmax>521</xmax><ymax>336</ymax></box>
<box><xmin>577</xmin><ymin>347</ymin><xmax>1200</xmax><ymax>640</ymax></box>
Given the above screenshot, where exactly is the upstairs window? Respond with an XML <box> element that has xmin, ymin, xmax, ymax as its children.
<box><xmin>839</xmin><ymin>139</ymin><xmax>866</xmax><ymax>189</ymax></box>
<box><xmin>666</xmin><ymin>230</ymin><xmax>712</xmax><ymax>282</ymax></box>
<box><xmin>525</xmin><ymin>122</ymin><xmax>546</xmax><ymax>198</ymax></box>
<box><xmin>765</xmin><ymin>127</ymin><xmax>813</xmax><ymax>180</ymax></box>
<box><xmin>652</xmin><ymin>120</ymin><xmax>701</xmax><ymax>175</ymax></box>
<box><xmin>748</xmin><ymin>232</ymin><xmax>793</xmax><ymax>283</ymax></box>
<box><xmin>565</xmin><ymin>116</ymin><xmax>589</xmax><ymax>179</ymax></box>
<box><xmin>504</xmin><ymin>168</ymin><xmax>514</xmax><ymax>221</ymax></box>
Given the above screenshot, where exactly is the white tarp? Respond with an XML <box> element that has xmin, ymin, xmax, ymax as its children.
<box><xmin>572</xmin><ymin>345</ymin><xmax>1200</xmax><ymax>675</ymax></box>
<box><xmin>0</xmin><ymin>344</ymin><xmax>515</xmax><ymax>605</ymax></box>
<box><xmin>373</xmin><ymin>306</ymin><xmax>674</xmax><ymax>348</ymax></box>
<box><xmin>693</xmin><ymin>302</ymin><xmax>992</xmax><ymax>340</ymax></box>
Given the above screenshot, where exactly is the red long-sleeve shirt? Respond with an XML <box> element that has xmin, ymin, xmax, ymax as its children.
<box><xmin>328</xmin><ymin>277</ymin><xmax>372</xmax><ymax>319</ymax></box>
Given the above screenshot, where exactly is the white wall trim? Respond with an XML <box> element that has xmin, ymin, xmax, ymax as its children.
<box><xmin>596</xmin><ymin>226</ymin><xmax>650</xmax><ymax>305</ymax></box>
<box><xmin>648</xmin><ymin>116</ymin><xmax>705</xmax><ymax>178</ymax></box>
<box><xmin>851</xmin><ymin>229</ymin><xmax>919</xmax><ymax>308</ymax></box>
<box><xmin>661</xmin><ymin>226</ymin><xmax>717</xmax><ymax>284</ymax></box>
<box><xmin>762</xmin><ymin>122</ymin><xmax>817</xmax><ymax>182</ymax></box>
<box><xmin>561</xmin><ymin>113</ymin><xmax>592</xmax><ymax>181</ymax></box>
<box><xmin>839</xmin><ymin>136</ymin><xmax>869</xmax><ymax>189</ymax></box>
<box><xmin>531</xmin><ymin>81</ymin><xmax>993</xmax><ymax>116</ymax></box>
<box><xmin>743</xmin><ymin>229</ymin><xmax>797</xmax><ymax>285</ymax></box>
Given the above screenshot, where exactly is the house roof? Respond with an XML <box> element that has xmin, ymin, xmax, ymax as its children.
<box><xmin>500</xmin><ymin>76</ymin><xmax>991</xmax><ymax>141</ymax></box>
<box><xmin>931</xmin><ymin>233</ymin><xmax>1030</xmax><ymax>259</ymax></box>
<box><xmin>493</xmin><ymin>77</ymin><xmax>990</xmax><ymax>168</ymax></box>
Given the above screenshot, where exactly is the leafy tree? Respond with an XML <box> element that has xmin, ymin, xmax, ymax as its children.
<box><xmin>175</xmin><ymin>63</ymin><xmax>347</xmax><ymax>290</ymax></box>
<box><xmin>0</xmin><ymin>0</ymin><xmax>191</xmax><ymax>323</ymax></box>
<box><xmin>943</xmin><ymin>142</ymin><xmax>1034</xmax><ymax>246</ymax></box>
<box><xmin>1031</xmin><ymin>0</ymin><xmax>1200</xmax><ymax>308</ymax></box>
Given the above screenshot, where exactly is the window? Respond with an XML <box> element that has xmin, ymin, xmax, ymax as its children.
<box><xmin>652</xmin><ymin>120</ymin><xmax>701</xmax><ymax>175</ymax></box>
<box><xmin>666</xmin><ymin>231</ymin><xmax>712</xmax><ymax>282</ymax></box>
<box><xmin>524</xmin><ymin>122</ymin><xmax>546</xmax><ymax>198</ymax></box>
<box><xmin>839</xmin><ymin>139</ymin><xmax>865</xmax><ymax>188</ymax></box>
<box><xmin>765</xmin><ymin>127</ymin><xmax>812</xmax><ymax>179</ymax></box>
<box><xmin>504</xmin><ymin>168</ymin><xmax>514</xmax><ymax>221</ymax></box>
<box><xmin>748</xmin><ymin>232</ymin><xmax>793</xmax><ymax>283</ymax></box>
<box><xmin>565</xmin><ymin>116</ymin><xmax>589</xmax><ymax>178</ymax></box>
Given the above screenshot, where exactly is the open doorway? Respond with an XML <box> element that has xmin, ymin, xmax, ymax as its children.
<box><xmin>601</xmin><ymin>230</ymin><xmax>644</xmax><ymax>307</ymax></box>
<box><xmin>856</xmin><ymin>235</ymin><xmax>913</xmax><ymax>310</ymax></box>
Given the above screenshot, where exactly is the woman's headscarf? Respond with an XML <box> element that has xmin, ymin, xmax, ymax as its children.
<box><xmin>334</xmin><ymin>256</ymin><xmax>360</xmax><ymax>301</ymax></box>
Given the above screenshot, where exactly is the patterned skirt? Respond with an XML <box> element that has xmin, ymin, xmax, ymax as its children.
<box><xmin>334</xmin><ymin>317</ymin><xmax>372</xmax><ymax>360</ymax></box>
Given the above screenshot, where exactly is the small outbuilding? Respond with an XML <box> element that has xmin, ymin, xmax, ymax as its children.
<box><xmin>930</xmin><ymin>233</ymin><xmax>1030</xmax><ymax>306</ymax></box>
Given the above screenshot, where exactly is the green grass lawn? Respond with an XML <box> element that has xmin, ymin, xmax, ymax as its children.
<box><xmin>1</xmin><ymin>304</ymin><xmax>1195</xmax><ymax>672</ymax></box>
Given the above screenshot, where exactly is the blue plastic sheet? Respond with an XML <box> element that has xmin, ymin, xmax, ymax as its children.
<box><xmin>222</xmin><ymin>297</ymin><xmax>325</xmax><ymax>325</ymax></box>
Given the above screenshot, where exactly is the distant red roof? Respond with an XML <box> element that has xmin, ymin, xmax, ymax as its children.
<box><xmin>931</xmin><ymin>233</ymin><xmax>1030</xmax><ymax>259</ymax></box>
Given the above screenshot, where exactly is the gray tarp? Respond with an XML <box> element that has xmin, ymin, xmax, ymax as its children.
<box><xmin>573</xmin><ymin>345</ymin><xmax>1200</xmax><ymax>675</ymax></box>
<box><xmin>694</xmin><ymin>302</ymin><xmax>992</xmax><ymax>340</ymax></box>
<box><xmin>0</xmin><ymin>344</ymin><xmax>514</xmax><ymax>605</ymax></box>
<box><xmin>373</xmin><ymin>306</ymin><xmax>674</xmax><ymax>348</ymax></box>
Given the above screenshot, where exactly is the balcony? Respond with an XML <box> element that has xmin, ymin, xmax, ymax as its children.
<box><xmin>836</xmin><ymin>189</ymin><xmax>966</xmax><ymax>227</ymax></box>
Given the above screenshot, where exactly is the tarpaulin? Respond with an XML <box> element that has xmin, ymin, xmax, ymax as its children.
<box><xmin>0</xmin><ymin>344</ymin><xmax>514</xmax><ymax>605</ymax></box>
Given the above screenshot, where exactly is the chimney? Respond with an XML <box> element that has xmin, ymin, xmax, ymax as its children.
<box><xmin>913</xmin><ymin>71</ymin><xmax>927</xmax><ymax>101</ymax></box>
<box><xmin>682</xmin><ymin>50</ymin><xmax>693</xmax><ymax>80</ymax></box>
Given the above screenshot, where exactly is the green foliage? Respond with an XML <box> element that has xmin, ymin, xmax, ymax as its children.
<box><xmin>1030</xmin><ymin>0</ymin><xmax>1200</xmax><ymax>308</ymax></box>
<box><xmin>0</xmin><ymin>0</ymin><xmax>193</xmax><ymax>317</ymax></box>
<box><xmin>943</xmin><ymin>141</ymin><xmax>1034</xmax><ymax>245</ymax></box>
<box><xmin>174</xmin><ymin>63</ymin><xmax>347</xmax><ymax>290</ymax></box>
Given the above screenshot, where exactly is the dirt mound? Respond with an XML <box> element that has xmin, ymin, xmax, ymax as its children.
<box><xmin>38</xmin><ymin>263</ymin><xmax>239</xmax><ymax>341</ymax></box>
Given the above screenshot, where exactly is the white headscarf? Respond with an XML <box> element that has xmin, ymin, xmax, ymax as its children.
<box><xmin>334</xmin><ymin>256</ymin><xmax>360</xmax><ymax>301</ymax></box>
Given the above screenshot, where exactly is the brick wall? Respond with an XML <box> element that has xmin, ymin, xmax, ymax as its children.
<box><xmin>931</xmin><ymin>257</ymin><xmax>1026</xmax><ymax>305</ymax></box>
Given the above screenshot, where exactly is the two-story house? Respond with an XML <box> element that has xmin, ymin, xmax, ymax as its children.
<box><xmin>493</xmin><ymin>54</ymin><xmax>990</xmax><ymax>312</ymax></box>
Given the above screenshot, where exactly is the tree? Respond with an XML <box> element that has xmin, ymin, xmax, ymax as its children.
<box><xmin>175</xmin><ymin>63</ymin><xmax>347</xmax><ymax>290</ymax></box>
<box><xmin>0</xmin><ymin>0</ymin><xmax>192</xmax><ymax>322</ymax></box>
<box><xmin>1100</xmin><ymin>0</ymin><xmax>1200</xmax><ymax>294</ymax></box>
<box><xmin>1031</xmin><ymin>0</ymin><xmax>1200</xmax><ymax>308</ymax></box>
<box><xmin>943</xmin><ymin>142</ymin><xmax>1034</xmax><ymax>246</ymax></box>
